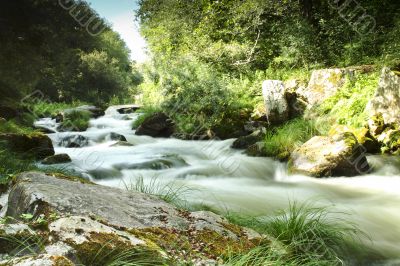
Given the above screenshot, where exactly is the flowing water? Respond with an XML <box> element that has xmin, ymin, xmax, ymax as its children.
<box><xmin>36</xmin><ymin>106</ymin><xmax>400</xmax><ymax>263</ymax></box>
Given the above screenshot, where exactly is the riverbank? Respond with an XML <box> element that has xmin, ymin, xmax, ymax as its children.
<box><xmin>0</xmin><ymin>103</ymin><xmax>398</xmax><ymax>265</ymax></box>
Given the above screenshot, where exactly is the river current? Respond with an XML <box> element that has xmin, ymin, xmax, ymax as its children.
<box><xmin>35</xmin><ymin>106</ymin><xmax>400</xmax><ymax>263</ymax></box>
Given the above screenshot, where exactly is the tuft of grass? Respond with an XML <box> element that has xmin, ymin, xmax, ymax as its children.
<box><xmin>132</xmin><ymin>106</ymin><xmax>162</xmax><ymax>129</ymax></box>
<box><xmin>0</xmin><ymin>234</ymin><xmax>46</xmax><ymax>258</ymax></box>
<box><xmin>0</xmin><ymin>148</ymin><xmax>36</xmax><ymax>188</ymax></box>
<box><xmin>60</xmin><ymin>110</ymin><xmax>91</xmax><ymax>131</ymax></box>
<box><xmin>315</xmin><ymin>72</ymin><xmax>379</xmax><ymax>129</ymax></box>
<box><xmin>264</xmin><ymin>118</ymin><xmax>319</xmax><ymax>160</ymax></box>
<box><xmin>223</xmin><ymin>202</ymin><xmax>376</xmax><ymax>266</ymax></box>
<box><xmin>122</xmin><ymin>175</ymin><xmax>193</xmax><ymax>205</ymax></box>
<box><xmin>88</xmin><ymin>246</ymin><xmax>168</xmax><ymax>266</ymax></box>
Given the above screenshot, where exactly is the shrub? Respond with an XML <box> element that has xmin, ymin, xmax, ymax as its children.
<box><xmin>264</xmin><ymin>118</ymin><xmax>319</xmax><ymax>160</ymax></box>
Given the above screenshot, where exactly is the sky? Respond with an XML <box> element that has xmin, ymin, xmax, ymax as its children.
<box><xmin>87</xmin><ymin>0</ymin><xmax>148</xmax><ymax>63</ymax></box>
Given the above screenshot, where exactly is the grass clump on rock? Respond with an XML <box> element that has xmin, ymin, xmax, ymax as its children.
<box><xmin>223</xmin><ymin>202</ymin><xmax>374</xmax><ymax>266</ymax></box>
<box><xmin>263</xmin><ymin>118</ymin><xmax>319</xmax><ymax>160</ymax></box>
<box><xmin>60</xmin><ymin>110</ymin><xmax>91</xmax><ymax>131</ymax></box>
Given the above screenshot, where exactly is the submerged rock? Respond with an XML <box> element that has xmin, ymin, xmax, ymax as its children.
<box><xmin>262</xmin><ymin>80</ymin><xmax>289</xmax><ymax>124</ymax></box>
<box><xmin>58</xmin><ymin>135</ymin><xmax>89</xmax><ymax>148</ymax></box>
<box><xmin>117</xmin><ymin>105</ymin><xmax>141</xmax><ymax>114</ymax></box>
<box><xmin>110</xmin><ymin>141</ymin><xmax>134</xmax><ymax>147</ymax></box>
<box><xmin>0</xmin><ymin>133</ymin><xmax>54</xmax><ymax>159</ymax></box>
<box><xmin>107</xmin><ymin>132</ymin><xmax>127</xmax><ymax>142</ymax></box>
<box><xmin>245</xmin><ymin>142</ymin><xmax>268</xmax><ymax>157</ymax></box>
<box><xmin>42</xmin><ymin>154</ymin><xmax>72</xmax><ymax>165</ymax></box>
<box><xmin>366</xmin><ymin>67</ymin><xmax>400</xmax><ymax>125</ymax></box>
<box><xmin>232</xmin><ymin>130</ymin><xmax>265</xmax><ymax>150</ymax></box>
<box><xmin>289</xmin><ymin>132</ymin><xmax>370</xmax><ymax>177</ymax></box>
<box><xmin>135</xmin><ymin>112</ymin><xmax>175</xmax><ymax>138</ymax></box>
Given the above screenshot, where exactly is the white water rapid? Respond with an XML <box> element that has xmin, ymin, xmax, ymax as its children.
<box><xmin>36</xmin><ymin>106</ymin><xmax>400</xmax><ymax>264</ymax></box>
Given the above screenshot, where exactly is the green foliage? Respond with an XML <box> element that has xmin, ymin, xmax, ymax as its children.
<box><xmin>61</xmin><ymin>110</ymin><xmax>91</xmax><ymax>132</ymax></box>
<box><xmin>316</xmin><ymin>72</ymin><xmax>380</xmax><ymax>129</ymax></box>
<box><xmin>0</xmin><ymin>0</ymin><xmax>136</xmax><ymax>107</ymax></box>
<box><xmin>224</xmin><ymin>202</ymin><xmax>373</xmax><ymax>266</ymax></box>
<box><xmin>0</xmin><ymin>148</ymin><xmax>36</xmax><ymax>185</ymax></box>
<box><xmin>23</xmin><ymin>100</ymin><xmax>86</xmax><ymax>119</ymax></box>
<box><xmin>138</xmin><ymin>0</ymin><xmax>400</xmax><ymax>72</ymax></box>
<box><xmin>264</xmin><ymin>119</ymin><xmax>319</xmax><ymax>159</ymax></box>
<box><xmin>132</xmin><ymin>106</ymin><xmax>162</xmax><ymax>129</ymax></box>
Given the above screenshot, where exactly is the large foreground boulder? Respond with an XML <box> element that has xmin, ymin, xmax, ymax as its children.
<box><xmin>0</xmin><ymin>133</ymin><xmax>54</xmax><ymax>159</ymax></box>
<box><xmin>289</xmin><ymin>133</ymin><xmax>370</xmax><ymax>177</ymax></box>
<box><xmin>3</xmin><ymin>172</ymin><xmax>263</xmax><ymax>264</ymax></box>
<box><xmin>135</xmin><ymin>112</ymin><xmax>175</xmax><ymax>138</ymax></box>
<box><xmin>366</xmin><ymin>67</ymin><xmax>400</xmax><ymax>125</ymax></box>
<box><xmin>262</xmin><ymin>80</ymin><xmax>289</xmax><ymax>124</ymax></box>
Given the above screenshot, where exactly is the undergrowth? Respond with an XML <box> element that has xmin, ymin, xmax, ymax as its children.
<box><xmin>223</xmin><ymin>202</ymin><xmax>375</xmax><ymax>266</ymax></box>
<box><xmin>264</xmin><ymin>118</ymin><xmax>319</xmax><ymax>160</ymax></box>
<box><xmin>315</xmin><ymin>72</ymin><xmax>380</xmax><ymax>129</ymax></box>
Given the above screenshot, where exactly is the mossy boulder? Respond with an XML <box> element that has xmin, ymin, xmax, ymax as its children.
<box><xmin>1</xmin><ymin>255</ymin><xmax>74</xmax><ymax>266</ymax></box>
<box><xmin>289</xmin><ymin>132</ymin><xmax>370</xmax><ymax>177</ymax></box>
<box><xmin>298</xmin><ymin>68</ymin><xmax>354</xmax><ymax>106</ymax></box>
<box><xmin>135</xmin><ymin>112</ymin><xmax>175</xmax><ymax>138</ymax></box>
<box><xmin>366</xmin><ymin>67</ymin><xmax>400</xmax><ymax>125</ymax></box>
<box><xmin>0</xmin><ymin>133</ymin><xmax>54</xmax><ymax>159</ymax></box>
<box><xmin>5</xmin><ymin>172</ymin><xmax>264</xmax><ymax>263</ymax></box>
<box><xmin>42</xmin><ymin>154</ymin><xmax>72</xmax><ymax>165</ymax></box>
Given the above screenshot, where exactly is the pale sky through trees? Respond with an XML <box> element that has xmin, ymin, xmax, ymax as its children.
<box><xmin>88</xmin><ymin>0</ymin><xmax>148</xmax><ymax>63</ymax></box>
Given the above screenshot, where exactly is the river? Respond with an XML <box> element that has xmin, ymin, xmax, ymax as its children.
<box><xmin>35</xmin><ymin>106</ymin><xmax>400</xmax><ymax>263</ymax></box>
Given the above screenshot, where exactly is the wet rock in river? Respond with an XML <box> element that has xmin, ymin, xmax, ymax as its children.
<box><xmin>107</xmin><ymin>132</ymin><xmax>127</xmax><ymax>142</ymax></box>
<box><xmin>42</xmin><ymin>154</ymin><xmax>72</xmax><ymax>165</ymax></box>
<box><xmin>58</xmin><ymin>135</ymin><xmax>89</xmax><ymax>148</ymax></box>
<box><xmin>135</xmin><ymin>112</ymin><xmax>175</xmax><ymax>138</ymax></box>
<box><xmin>289</xmin><ymin>132</ymin><xmax>370</xmax><ymax>177</ymax></box>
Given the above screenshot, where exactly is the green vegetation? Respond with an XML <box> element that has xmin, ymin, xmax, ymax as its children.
<box><xmin>24</xmin><ymin>100</ymin><xmax>86</xmax><ymax>119</ymax></box>
<box><xmin>315</xmin><ymin>72</ymin><xmax>380</xmax><ymax>129</ymax></box>
<box><xmin>0</xmin><ymin>0</ymin><xmax>139</xmax><ymax>108</ymax></box>
<box><xmin>263</xmin><ymin>119</ymin><xmax>319</xmax><ymax>160</ymax></box>
<box><xmin>132</xmin><ymin>106</ymin><xmax>162</xmax><ymax>129</ymax></box>
<box><xmin>135</xmin><ymin>0</ymin><xmax>399</xmax><ymax>136</ymax></box>
<box><xmin>60</xmin><ymin>110</ymin><xmax>91</xmax><ymax>132</ymax></box>
<box><xmin>224</xmin><ymin>202</ymin><xmax>374</xmax><ymax>266</ymax></box>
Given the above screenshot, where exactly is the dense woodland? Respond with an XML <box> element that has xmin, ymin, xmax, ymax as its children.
<box><xmin>135</xmin><ymin>0</ymin><xmax>400</xmax><ymax>138</ymax></box>
<box><xmin>0</xmin><ymin>0</ymin><xmax>140</xmax><ymax>107</ymax></box>
<box><xmin>1</xmin><ymin>1</ymin><xmax>400</xmax><ymax>265</ymax></box>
